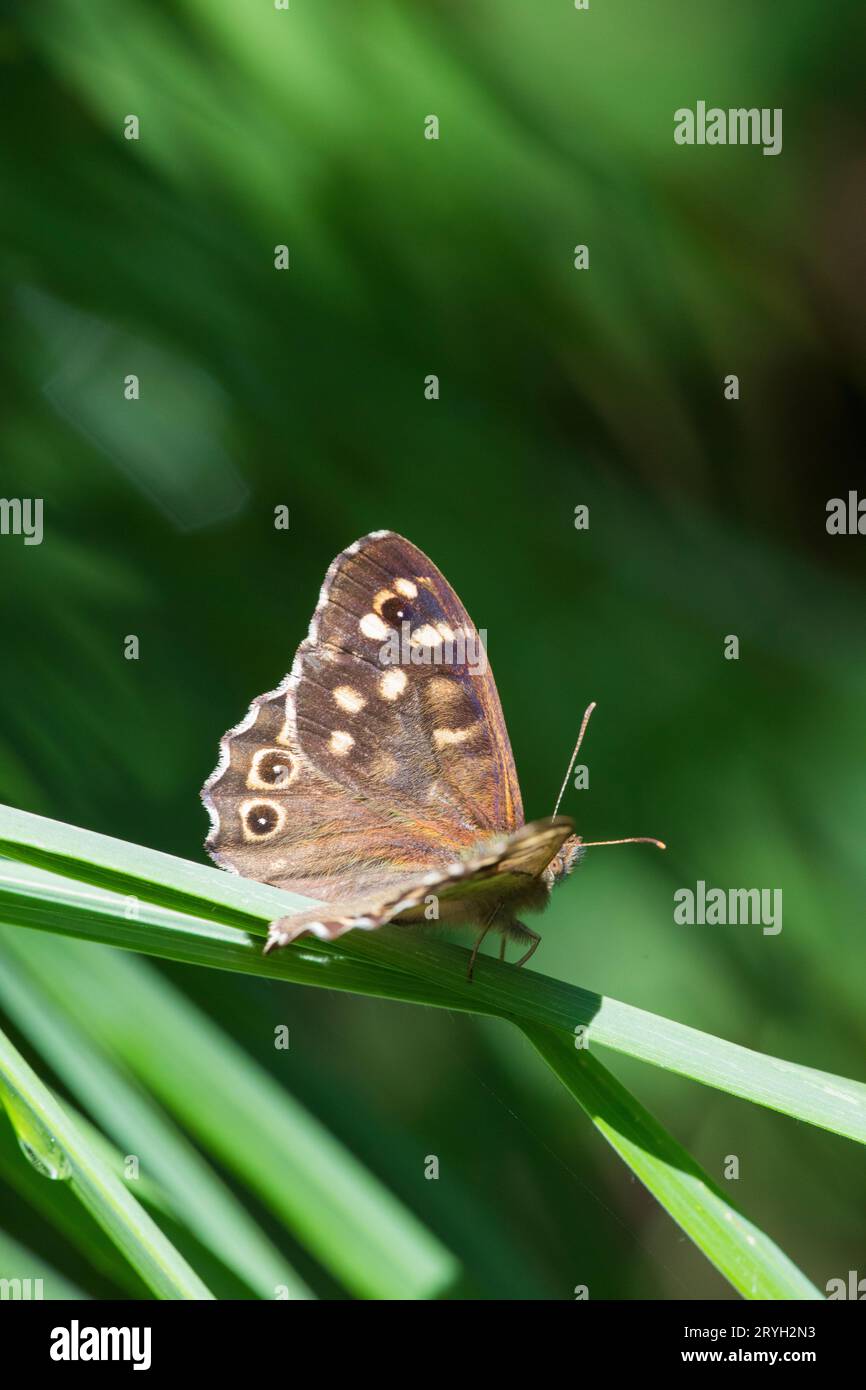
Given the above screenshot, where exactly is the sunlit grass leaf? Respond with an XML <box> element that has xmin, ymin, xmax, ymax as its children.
<box><xmin>0</xmin><ymin>804</ymin><xmax>855</xmax><ymax>1298</ymax></box>
<box><xmin>0</xmin><ymin>1023</ymin><xmax>212</xmax><ymax>1300</ymax></box>
<box><xmin>0</xmin><ymin>1228</ymin><xmax>88</xmax><ymax>1301</ymax></box>
<box><xmin>523</xmin><ymin>1025</ymin><xmax>822</xmax><ymax>1300</ymax></box>
<box><xmin>0</xmin><ymin>934</ymin><xmax>313</xmax><ymax>1300</ymax></box>
<box><xmin>0</xmin><ymin>925</ymin><xmax>459</xmax><ymax>1301</ymax></box>
<box><xmin>0</xmin><ymin>1115</ymin><xmax>149</xmax><ymax>1296</ymax></box>
<box><xmin>1</xmin><ymin>806</ymin><xmax>863</xmax><ymax>1146</ymax></box>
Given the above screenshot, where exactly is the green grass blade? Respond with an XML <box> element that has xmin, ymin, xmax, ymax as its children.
<box><xmin>0</xmin><ymin>1228</ymin><xmax>88</xmax><ymax>1300</ymax></box>
<box><xmin>0</xmin><ymin>925</ymin><xmax>459</xmax><ymax>1300</ymax></box>
<box><xmin>0</xmin><ymin>804</ymin><xmax>864</xmax><ymax>1145</ymax></box>
<box><xmin>0</xmin><ymin>1024</ymin><xmax>212</xmax><ymax>1299</ymax></box>
<box><xmin>0</xmin><ymin>806</ymin><xmax>841</xmax><ymax>1299</ymax></box>
<box><xmin>0</xmin><ymin>1117</ymin><xmax>150</xmax><ymax>1296</ymax></box>
<box><xmin>0</xmin><ymin>932</ymin><xmax>313</xmax><ymax>1300</ymax></box>
<box><xmin>522</xmin><ymin>1024</ymin><xmax>823</xmax><ymax>1300</ymax></box>
<box><xmin>345</xmin><ymin>929</ymin><xmax>866</xmax><ymax>1149</ymax></box>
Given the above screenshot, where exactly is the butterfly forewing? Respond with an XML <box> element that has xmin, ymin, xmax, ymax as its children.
<box><xmin>293</xmin><ymin>532</ymin><xmax>523</xmax><ymax>833</ymax></box>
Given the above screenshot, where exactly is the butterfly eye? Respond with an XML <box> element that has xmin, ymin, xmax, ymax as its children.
<box><xmin>381</xmin><ymin>595</ymin><xmax>413</xmax><ymax>627</ymax></box>
<box><xmin>246</xmin><ymin>802</ymin><xmax>280</xmax><ymax>836</ymax></box>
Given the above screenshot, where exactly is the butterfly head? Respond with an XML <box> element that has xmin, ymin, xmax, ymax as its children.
<box><xmin>546</xmin><ymin>833</ymin><xmax>585</xmax><ymax>886</ymax></box>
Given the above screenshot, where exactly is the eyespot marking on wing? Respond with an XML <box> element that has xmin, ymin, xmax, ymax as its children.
<box><xmin>247</xmin><ymin>748</ymin><xmax>297</xmax><ymax>790</ymax></box>
<box><xmin>372</xmin><ymin>589</ymin><xmax>396</xmax><ymax>615</ymax></box>
<box><xmin>241</xmin><ymin>799</ymin><xmax>286</xmax><ymax>841</ymax></box>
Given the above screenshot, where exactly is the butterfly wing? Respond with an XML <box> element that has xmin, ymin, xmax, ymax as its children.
<box><xmin>201</xmin><ymin>530</ymin><xmax>524</xmax><ymax>905</ymax></box>
<box><xmin>201</xmin><ymin>680</ymin><xmax>468</xmax><ymax>902</ymax></box>
<box><xmin>290</xmin><ymin>530</ymin><xmax>523</xmax><ymax>833</ymax></box>
<box><xmin>264</xmin><ymin>817</ymin><xmax>577</xmax><ymax>950</ymax></box>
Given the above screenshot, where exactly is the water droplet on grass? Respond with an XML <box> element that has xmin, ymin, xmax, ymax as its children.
<box><xmin>0</xmin><ymin>1080</ymin><xmax>71</xmax><ymax>1180</ymax></box>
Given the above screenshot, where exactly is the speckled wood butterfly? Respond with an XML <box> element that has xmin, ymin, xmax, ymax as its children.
<box><xmin>201</xmin><ymin>531</ymin><xmax>663</xmax><ymax>976</ymax></box>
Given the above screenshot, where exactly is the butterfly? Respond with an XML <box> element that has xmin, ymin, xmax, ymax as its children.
<box><xmin>201</xmin><ymin>531</ymin><xmax>664</xmax><ymax>977</ymax></box>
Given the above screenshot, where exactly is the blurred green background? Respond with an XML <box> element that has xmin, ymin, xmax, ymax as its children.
<box><xmin>1</xmin><ymin>0</ymin><xmax>865</xmax><ymax>1298</ymax></box>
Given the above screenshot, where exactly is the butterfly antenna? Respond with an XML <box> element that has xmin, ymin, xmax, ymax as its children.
<box><xmin>581</xmin><ymin>836</ymin><xmax>667</xmax><ymax>850</ymax></box>
<box><xmin>552</xmin><ymin>701</ymin><xmax>597</xmax><ymax>818</ymax></box>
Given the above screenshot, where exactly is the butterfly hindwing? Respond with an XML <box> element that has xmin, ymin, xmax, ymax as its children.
<box><xmin>201</xmin><ymin>675</ymin><xmax>472</xmax><ymax>903</ymax></box>
<box><xmin>264</xmin><ymin>817</ymin><xmax>577</xmax><ymax>949</ymax></box>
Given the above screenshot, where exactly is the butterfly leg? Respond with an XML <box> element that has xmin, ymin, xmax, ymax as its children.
<box><xmin>510</xmin><ymin>922</ymin><xmax>542</xmax><ymax>970</ymax></box>
<box><xmin>466</xmin><ymin>906</ymin><xmax>501</xmax><ymax>982</ymax></box>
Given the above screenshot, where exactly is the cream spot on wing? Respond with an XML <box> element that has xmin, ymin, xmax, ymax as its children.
<box><xmin>380</xmin><ymin>669</ymin><xmax>407</xmax><ymax>700</ymax></box>
<box><xmin>329</xmin><ymin>730</ymin><xmax>354</xmax><ymax>755</ymax></box>
<box><xmin>360</xmin><ymin>612</ymin><xmax>389</xmax><ymax>640</ymax></box>
<box><xmin>433</xmin><ymin>726</ymin><xmax>472</xmax><ymax>747</ymax></box>
<box><xmin>370</xmin><ymin>752</ymin><xmax>398</xmax><ymax>780</ymax></box>
<box><xmin>394</xmin><ymin>578</ymin><xmax>418</xmax><ymax>599</ymax></box>
<box><xmin>412</xmin><ymin>624</ymin><xmax>442</xmax><ymax>647</ymax></box>
<box><xmin>436</xmin><ymin>622</ymin><xmax>456</xmax><ymax>642</ymax></box>
<box><xmin>333</xmin><ymin>685</ymin><xmax>366</xmax><ymax>713</ymax></box>
<box><xmin>428</xmin><ymin>677</ymin><xmax>461</xmax><ymax>703</ymax></box>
